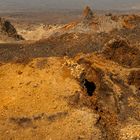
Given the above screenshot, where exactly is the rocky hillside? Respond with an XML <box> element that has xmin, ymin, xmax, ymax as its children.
<box><xmin>0</xmin><ymin>7</ymin><xmax>140</xmax><ymax>140</ymax></box>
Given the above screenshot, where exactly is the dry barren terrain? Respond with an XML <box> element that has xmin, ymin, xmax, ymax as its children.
<box><xmin>0</xmin><ymin>7</ymin><xmax>140</xmax><ymax>140</ymax></box>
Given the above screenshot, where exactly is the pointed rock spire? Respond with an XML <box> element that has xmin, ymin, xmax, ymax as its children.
<box><xmin>0</xmin><ymin>17</ymin><xmax>24</xmax><ymax>40</ymax></box>
<box><xmin>83</xmin><ymin>6</ymin><xmax>93</xmax><ymax>21</ymax></box>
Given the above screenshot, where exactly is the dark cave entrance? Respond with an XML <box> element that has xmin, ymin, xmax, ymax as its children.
<box><xmin>84</xmin><ymin>79</ymin><xmax>96</xmax><ymax>96</ymax></box>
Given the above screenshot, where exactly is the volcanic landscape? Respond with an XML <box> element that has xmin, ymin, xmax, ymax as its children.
<box><xmin>0</xmin><ymin>6</ymin><xmax>140</xmax><ymax>140</ymax></box>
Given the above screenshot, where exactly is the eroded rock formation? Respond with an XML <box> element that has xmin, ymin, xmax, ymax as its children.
<box><xmin>0</xmin><ymin>17</ymin><xmax>24</xmax><ymax>41</ymax></box>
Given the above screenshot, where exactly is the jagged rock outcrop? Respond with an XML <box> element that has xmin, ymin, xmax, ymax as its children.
<box><xmin>81</xmin><ymin>6</ymin><xmax>95</xmax><ymax>26</ymax></box>
<box><xmin>0</xmin><ymin>17</ymin><xmax>24</xmax><ymax>41</ymax></box>
<box><xmin>103</xmin><ymin>38</ymin><xmax>140</xmax><ymax>68</ymax></box>
<box><xmin>83</xmin><ymin>6</ymin><xmax>93</xmax><ymax>21</ymax></box>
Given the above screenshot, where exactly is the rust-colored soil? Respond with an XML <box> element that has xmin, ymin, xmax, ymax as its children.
<box><xmin>0</xmin><ymin>9</ymin><xmax>140</xmax><ymax>140</ymax></box>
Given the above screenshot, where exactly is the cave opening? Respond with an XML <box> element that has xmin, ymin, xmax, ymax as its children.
<box><xmin>84</xmin><ymin>79</ymin><xmax>96</xmax><ymax>96</ymax></box>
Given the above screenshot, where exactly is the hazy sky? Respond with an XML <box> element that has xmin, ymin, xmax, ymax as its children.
<box><xmin>0</xmin><ymin>0</ymin><xmax>140</xmax><ymax>11</ymax></box>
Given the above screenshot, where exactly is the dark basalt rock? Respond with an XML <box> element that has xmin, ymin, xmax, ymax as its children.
<box><xmin>0</xmin><ymin>17</ymin><xmax>24</xmax><ymax>40</ymax></box>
